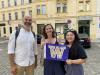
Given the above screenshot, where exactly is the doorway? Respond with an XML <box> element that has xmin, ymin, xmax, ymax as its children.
<box><xmin>78</xmin><ymin>20</ymin><xmax>90</xmax><ymax>36</ymax></box>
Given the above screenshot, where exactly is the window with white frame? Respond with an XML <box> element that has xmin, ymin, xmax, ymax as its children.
<box><xmin>15</xmin><ymin>12</ymin><xmax>18</xmax><ymax>20</ymax></box>
<box><xmin>3</xmin><ymin>27</ymin><xmax>6</xmax><ymax>34</ymax></box>
<box><xmin>2</xmin><ymin>1</ymin><xmax>4</xmax><ymax>8</ymax></box>
<box><xmin>42</xmin><ymin>0</ymin><xmax>46</xmax><ymax>1</ymax></box>
<box><xmin>85</xmin><ymin>1</ymin><xmax>91</xmax><ymax>11</ymax></box>
<box><xmin>42</xmin><ymin>5</ymin><xmax>46</xmax><ymax>15</ymax></box>
<box><xmin>22</xmin><ymin>11</ymin><xmax>25</xmax><ymax>18</ymax></box>
<box><xmin>78</xmin><ymin>1</ymin><xmax>84</xmax><ymax>12</ymax></box>
<box><xmin>56</xmin><ymin>3</ymin><xmax>67</xmax><ymax>13</ymax></box>
<box><xmin>9</xmin><ymin>13</ymin><xmax>11</xmax><ymax>20</ymax></box>
<box><xmin>9</xmin><ymin>27</ymin><xmax>12</xmax><ymax>33</ymax></box>
<box><xmin>14</xmin><ymin>0</ymin><xmax>17</xmax><ymax>6</ymax></box>
<box><xmin>62</xmin><ymin>3</ymin><xmax>67</xmax><ymax>13</ymax></box>
<box><xmin>37</xmin><ymin>5</ymin><xmax>41</xmax><ymax>15</ymax></box>
<box><xmin>63</xmin><ymin>0</ymin><xmax>67</xmax><ymax>1</ymax></box>
<box><xmin>8</xmin><ymin>0</ymin><xmax>11</xmax><ymax>7</ymax></box>
<box><xmin>29</xmin><ymin>10</ymin><xmax>32</xmax><ymax>16</ymax></box>
<box><xmin>29</xmin><ymin>0</ymin><xmax>32</xmax><ymax>3</ymax></box>
<box><xmin>57</xmin><ymin>3</ymin><xmax>61</xmax><ymax>13</ymax></box>
<box><xmin>36</xmin><ymin>5</ymin><xmax>46</xmax><ymax>15</ymax></box>
<box><xmin>57</xmin><ymin>0</ymin><xmax>60</xmax><ymax>2</ymax></box>
<box><xmin>21</xmin><ymin>0</ymin><xmax>24</xmax><ymax>5</ymax></box>
<box><xmin>2</xmin><ymin>14</ymin><xmax>5</xmax><ymax>21</ymax></box>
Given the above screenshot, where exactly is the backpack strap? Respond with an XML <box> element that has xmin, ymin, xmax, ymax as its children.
<box><xmin>32</xmin><ymin>32</ymin><xmax>35</xmax><ymax>37</ymax></box>
<box><xmin>14</xmin><ymin>29</ymin><xmax>35</xmax><ymax>51</ymax></box>
<box><xmin>14</xmin><ymin>28</ymin><xmax>20</xmax><ymax>51</ymax></box>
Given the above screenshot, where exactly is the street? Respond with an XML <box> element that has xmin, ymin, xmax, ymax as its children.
<box><xmin>0</xmin><ymin>38</ymin><xmax>100</xmax><ymax>75</ymax></box>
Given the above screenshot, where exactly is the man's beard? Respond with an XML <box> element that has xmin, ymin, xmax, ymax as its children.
<box><xmin>25</xmin><ymin>22</ymin><xmax>32</xmax><ymax>27</ymax></box>
<box><xmin>24</xmin><ymin>24</ymin><xmax>31</xmax><ymax>31</ymax></box>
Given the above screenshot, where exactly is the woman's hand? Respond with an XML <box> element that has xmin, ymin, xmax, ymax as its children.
<box><xmin>41</xmin><ymin>37</ymin><xmax>46</xmax><ymax>48</ymax></box>
<box><xmin>66</xmin><ymin>59</ymin><xmax>72</xmax><ymax>64</ymax></box>
<box><xmin>41</xmin><ymin>42</ymin><xmax>46</xmax><ymax>46</ymax></box>
<box><xmin>66</xmin><ymin>59</ymin><xmax>86</xmax><ymax>64</ymax></box>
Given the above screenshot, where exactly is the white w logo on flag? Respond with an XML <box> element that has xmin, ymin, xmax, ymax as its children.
<box><xmin>48</xmin><ymin>46</ymin><xmax>66</xmax><ymax>59</ymax></box>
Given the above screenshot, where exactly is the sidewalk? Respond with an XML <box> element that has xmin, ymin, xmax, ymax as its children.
<box><xmin>0</xmin><ymin>37</ymin><xmax>8</xmax><ymax>42</ymax></box>
<box><xmin>0</xmin><ymin>39</ymin><xmax>43</xmax><ymax>75</ymax></box>
<box><xmin>91</xmin><ymin>38</ymin><xmax>100</xmax><ymax>43</ymax></box>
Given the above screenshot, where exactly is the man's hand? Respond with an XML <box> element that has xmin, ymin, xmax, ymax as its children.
<box><xmin>9</xmin><ymin>54</ymin><xmax>17</xmax><ymax>75</ymax></box>
<box><xmin>40</xmin><ymin>59</ymin><xmax>44</xmax><ymax>66</ymax></box>
<box><xmin>11</xmin><ymin>64</ymin><xmax>17</xmax><ymax>75</ymax></box>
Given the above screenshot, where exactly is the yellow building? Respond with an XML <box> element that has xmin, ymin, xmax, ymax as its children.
<box><xmin>0</xmin><ymin>0</ymin><xmax>34</xmax><ymax>37</ymax></box>
<box><xmin>0</xmin><ymin>0</ymin><xmax>100</xmax><ymax>41</ymax></box>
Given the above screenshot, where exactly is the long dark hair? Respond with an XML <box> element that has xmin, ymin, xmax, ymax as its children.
<box><xmin>65</xmin><ymin>29</ymin><xmax>81</xmax><ymax>59</ymax></box>
<box><xmin>65</xmin><ymin>29</ymin><xmax>80</xmax><ymax>44</ymax></box>
<box><xmin>42</xmin><ymin>24</ymin><xmax>56</xmax><ymax>39</ymax></box>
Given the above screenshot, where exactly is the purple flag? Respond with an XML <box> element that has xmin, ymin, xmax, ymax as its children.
<box><xmin>46</xmin><ymin>43</ymin><xmax>69</xmax><ymax>61</ymax></box>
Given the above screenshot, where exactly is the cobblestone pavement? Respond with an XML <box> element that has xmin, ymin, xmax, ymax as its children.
<box><xmin>0</xmin><ymin>40</ymin><xmax>43</xmax><ymax>75</ymax></box>
<box><xmin>84</xmin><ymin>42</ymin><xmax>100</xmax><ymax>75</ymax></box>
<box><xmin>0</xmin><ymin>39</ymin><xmax>100</xmax><ymax>75</ymax></box>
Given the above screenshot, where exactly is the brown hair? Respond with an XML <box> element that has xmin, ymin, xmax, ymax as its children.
<box><xmin>42</xmin><ymin>24</ymin><xmax>55</xmax><ymax>39</ymax></box>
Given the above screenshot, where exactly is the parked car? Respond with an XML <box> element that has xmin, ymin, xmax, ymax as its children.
<box><xmin>78</xmin><ymin>33</ymin><xmax>91</xmax><ymax>48</ymax></box>
<box><xmin>36</xmin><ymin>34</ymin><xmax>42</xmax><ymax>44</ymax></box>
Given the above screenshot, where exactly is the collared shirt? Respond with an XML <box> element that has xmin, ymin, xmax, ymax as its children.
<box><xmin>8</xmin><ymin>28</ymin><xmax>37</xmax><ymax>66</ymax></box>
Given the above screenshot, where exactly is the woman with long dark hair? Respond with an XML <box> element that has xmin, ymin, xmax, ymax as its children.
<box><xmin>64</xmin><ymin>29</ymin><xmax>87</xmax><ymax>75</ymax></box>
<box><xmin>41</xmin><ymin>24</ymin><xmax>65</xmax><ymax>75</ymax></box>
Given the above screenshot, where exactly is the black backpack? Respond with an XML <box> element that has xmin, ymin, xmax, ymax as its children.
<box><xmin>14</xmin><ymin>28</ymin><xmax>35</xmax><ymax>50</ymax></box>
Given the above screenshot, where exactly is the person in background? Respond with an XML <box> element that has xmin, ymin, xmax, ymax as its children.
<box><xmin>64</xmin><ymin>29</ymin><xmax>87</xmax><ymax>75</ymax></box>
